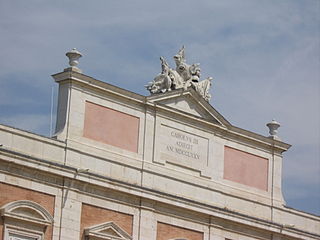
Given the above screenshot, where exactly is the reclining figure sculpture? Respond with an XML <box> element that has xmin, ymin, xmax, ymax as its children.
<box><xmin>145</xmin><ymin>46</ymin><xmax>212</xmax><ymax>101</ymax></box>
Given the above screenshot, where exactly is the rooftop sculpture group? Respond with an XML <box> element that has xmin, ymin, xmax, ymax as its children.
<box><xmin>146</xmin><ymin>46</ymin><xmax>213</xmax><ymax>101</ymax></box>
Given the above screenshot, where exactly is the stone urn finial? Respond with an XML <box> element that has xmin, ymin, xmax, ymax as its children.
<box><xmin>266</xmin><ymin>119</ymin><xmax>281</xmax><ymax>140</ymax></box>
<box><xmin>65</xmin><ymin>48</ymin><xmax>82</xmax><ymax>73</ymax></box>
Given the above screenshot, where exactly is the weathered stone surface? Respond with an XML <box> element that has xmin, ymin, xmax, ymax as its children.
<box><xmin>0</xmin><ymin>50</ymin><xmax>318</xmax><ymax>240</ymax></box>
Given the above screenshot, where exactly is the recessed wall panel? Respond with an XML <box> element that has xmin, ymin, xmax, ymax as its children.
<box><xmin>157</xmin><ymin>222</ymin><xmax>203</xmax><ymax>240</ymax></box>
<box><xmin>83</xmin><ymin>101</ymin><xmax>139</xmax><ymax>153</ymax></box>
<box><xmin>224</xmin><ymin>146</ymin><xmax>268</xmax><ymax>191</ymax></box>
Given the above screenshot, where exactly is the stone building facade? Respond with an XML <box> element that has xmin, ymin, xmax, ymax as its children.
<box><xmin>0</xmin><ymin>49</ymin><xmax>319</xmax><ymax>240</ymax></box>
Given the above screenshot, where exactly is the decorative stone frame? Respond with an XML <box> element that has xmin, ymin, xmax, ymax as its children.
<box><xmin>84</xmin><ymin>221</ymin><xmax>132</xmax><ymax>240</ymax></box>
<box><xmin>0</xmin><ymin>200</ymin><xmax>54</xmax><ymax>240</ymax></box>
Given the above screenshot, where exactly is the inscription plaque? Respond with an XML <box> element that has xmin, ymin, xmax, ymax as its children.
<box><xmin>159</xmin><ymin>124</ymin><xmax>209</xmax><ymax>167</ymax></box>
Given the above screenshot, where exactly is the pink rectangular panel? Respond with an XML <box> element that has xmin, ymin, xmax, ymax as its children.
<box><xmin>83</xmin><ymin>101</ymin><xmax>140</xmax><ymax>153</ymax></box>
<box><xmin>224</xmin><ymin>146</ymin><xmax>268</xmax><ymax>191</ymax></box>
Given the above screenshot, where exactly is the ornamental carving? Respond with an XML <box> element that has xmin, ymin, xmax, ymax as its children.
<box><xmin>146</xmin><ymin>46</ymin><xmax>213</xmax><ymax>101</ymax></box>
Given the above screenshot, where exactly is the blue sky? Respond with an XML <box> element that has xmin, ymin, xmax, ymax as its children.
<box><xmin>0</xmin><ymin>0</ymin><xmax>319</xmax><ymax>215</ymax></box>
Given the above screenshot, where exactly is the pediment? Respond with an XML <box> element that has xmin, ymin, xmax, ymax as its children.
<box><xmin>12</xmin><ymin>207</ymin><xmax>44</xmax><ymax>220</ymax></box>
<box><xmin>84</xmin><ymin>221</ymin><xmax>132</xmax><ymax>240</ymax></box>
<box><xmin>0</xmin><ymin>200</ymin><xmax>53</xmax><ymax>226</ymax></box>
<box><xmin>146</xmin><ymin>88</ymin><xmax>230</xmax><ymax>127</ymax></box>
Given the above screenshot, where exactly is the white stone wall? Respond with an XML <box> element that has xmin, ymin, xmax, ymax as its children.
<box><xmin>0</xmin><ymin>70</ymin><xmax>318</xmax><ymax>240</ymax></box>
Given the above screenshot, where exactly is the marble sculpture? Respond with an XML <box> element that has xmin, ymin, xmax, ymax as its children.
<box><xmin>146</xmin><ymin>46</ymin><xmax>213</xmax><ymax>101</ymax></box>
